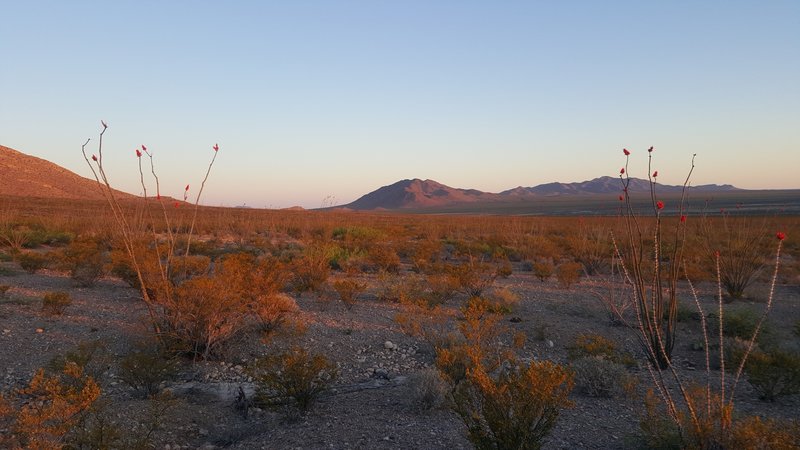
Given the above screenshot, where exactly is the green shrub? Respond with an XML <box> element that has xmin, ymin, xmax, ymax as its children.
<box><xmin>571</xmin><ymin>356</ymin><xmax>634</xmax><ymax>398</ymax></box>
<box><xmin>118</xmin><ymin>344</ymin><xmax>178</xmax><ymax>398</ymax></box>
<box><xmin>408</xmin><ymin>368</ymin><xmax>450</xmax><ymax>411</ymax></box>
<box><xmin>567</xmin><ymin>333</ymin><xmax>636</xmax><ymax>368</ymax></box>
<box><xmin>41</xmin><ymin>291</ymin><xmax>71</xmax><ymax>316</ymax></box>
<box><xmin>15</xmin><ymin>252</ymin><xmax>48</xmax><ymax>274</ymax></box>
<box><xmin>47</xmin><ymin>340</ymin><xmax>110</xmax><ymax>382</ymax></box>
<box><xmin>60</xmin><ymin>237</ymin><xmax>107</xmax><ymax>287</ymax></box>
<box><xmin>252</xmin><ymin>347</ymin><xmax>338</xmax><ymax>415</ymax></box>
<box><xmin>743</xmin><ymin>348</ymin><xmax>800</xmax><ymax>401</ymax></box>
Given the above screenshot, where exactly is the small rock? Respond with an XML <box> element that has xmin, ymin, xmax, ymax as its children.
<box><xmin>383</xmin><ymin>341</ymin><xmax>395</xmax><ymax>350</ymax></box>
<box><xmin>35</xmin><ymin>328</ymin><xmax>44</xmax><ymax>333</ymax></box>
<box><xmin>547</xmin><ymin>340</ymin><xmax>554</xmax><ymax>348</ymax></box>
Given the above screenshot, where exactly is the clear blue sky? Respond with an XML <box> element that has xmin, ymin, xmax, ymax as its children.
<box><xmin>2</xmin><ymin>1</ymin><xmax>798</xmax><ymax>208</ymax></box>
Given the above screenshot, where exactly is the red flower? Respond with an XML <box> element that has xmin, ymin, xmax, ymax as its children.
<box><xmin>156</xmin><ymin>194</ymin><xmax>161</xmax><ymax>201</ymax></box>
<box><xmin>620</xmin><ymin>167</ymin><xmax>625</xmax><ymax>175</ymax></box>
<box><xmin>648</xmin><ymin>146</ymin><xmax>653</xmax><ymax>152</ymax></box>
<box><xmin>618</xmin><ymin>195</ymin><xmax>624</xmax><ymax>201</ymax></box>
<box><xmin>91</xmin><ymin>154</ymin><xmax>98</xmax><ymax>161</ymax></box>
<box><xmin>101</xmin><ymin>120</ymin><xmax>107</xmax><ymax>129</ymax></box>
<box><xmin>142</xmin><ymin>145</ymin><xmax>147</xmax><ymax>152</ymax></box>
<box><xmin>652</xmin><ymin>171</ymin><xmax>658</xmax><ymax>178</ymax></box>
<box><xmin>776</xmin><ymin>232</ymin><xmax>786</xmax><ymax>241</ymax></box>
<box><xmin>135</xmin><ymin>149</ymin><xmax>142</xmax><ymax>157</ymax></box>
<box><xmin>185</xmin><ymin>184</ymin><xmax>190</xmax><ymax>191</ymax></box>
<box><xmin>623</xmin><ymin>148</ymin><xmax>630</xmax><ymax>156</ymax></box>
<box><xmin>213</xmin><ymin>143</ymin><xmax>219</xmax><ymax>152</ymax></box>
<box><xmin>680</xmin><ymin>215</ymin><xmax>687</xmax><ymax>223</ymax></box>
<box><xmin>656</xmin><ymin>201</ymin><xmax>664</xmax><ymax>210</ymax></box>
<box><xmin>174</xmin><ymin>201</ymin><xmax>180</xmax><ymax>208</ymax></box>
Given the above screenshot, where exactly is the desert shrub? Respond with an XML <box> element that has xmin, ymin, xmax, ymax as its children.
<box><xmin>332</xmin><ymin>278</ymin><xmax>367</xmax><ymax>310</ymax></box>
<box><xmin>485</xmin><ymin>287</ymin><xmax>519</xmax><ymax>314</ymax></box>
<box><xmin>639</xmin><ymin>386</ymin><xmax>800</xmax><ymax>449</ymax></box>
<box><xmin>721</xmin><ymin>307</ymin><xmax>771</xmax><ymax>343</ymax></box>
<box><xmin>450</xmin><ymin>259</ymin><xmax>500</xmax><ymax>298</ymax></box>
<box><xmin>700</xmin><ymin>216</ymin><xmax>769</xmax><ymax>300</ymax></box>
<box><xmin>15</xmin><ymin>251</ymin><xmax>49</xmax><ymax>274</ymax></box>
<box><xmin>60</xmin><ymin>236</ymin><xmax>107</xmax><ymax>287</ymax></box>
<box><xmin>162</xmin><ymin>252</ymin><xmax>286</xmax><ymax>359</ymax></box>
<box><xmin>496</xmin><ymin>261</ymin><xmax>513</xmax><ymax>278</ymax></box>
<box><xmin>395</xmin><ymin>298</ymin><xmax>457</xmax><ymax>351</ymax></box>
<box><xmin>425</xmin><ymin>271</ymin><xmax>461</xmax><ymax>305</ymax></box>
<box><xmin>289</xmin><ymin>245</ymin><xmax>330</xmax><ymax>294</ymax></box>
<box><xmin>168</xmin><ymin>254</ymin><xmax>211</xmax><ymax>283</ymax></box>
<box><xmin>41</xmin><ymin>291</ymin><xmax>71</xmax><ymax>316</ymax></box>
<box><xmin>2</xmin><ymin>362</ymin><xmax>100</xmax><ymax>449</ymax></box>
<box><xmin>376</xmin><ymin>272</ymin><xmax>425</xmax><ymax>303</ymax></box>
<box><xmin>739</xmin><ymin>348</ymin><xmax>800</xmax><ymax>401</ymax></box>
<box><xmin>118</xmin><ymin>344</ymin><xmax>178</xmax><ymax>398</ymax></box>
<box><xmin>0</xmin><ymin>284</ymin><xmax>9</xmax><ymax>298</ymax></box>
<box><xmin>570</xmin><ymin>356</ymin><xmax>633</xmax><ymax>398</ymax></box>
<box><xmin>567</xmin><ymin>228</ymin><xmax>610</xmax><ymax>275</ymax></box>
<box><xmin>533</xmin><ymin>260</ymin><xmax>554</xmax><ymax>282</ymax></box>
<box><xmin>453</xmin><ymin>359</ymin><xmax>574</xmax><ymax>450</ymax></box>
<box><xmin>253</xmin><ymin>293</ymin><xmax>299</xmax><ymax>335</ymax></box>
<box><xmin>47</xmin><ymin>340</ymin><xmax>110</xmax><ymax>382</ymax></box>
<box><xmin>367</xmin><ymin>243</ymin><xmax>401</xmax><ymax>273</ymax></box>
<box><xmin>567</xmin><ymin>333</ymin><xmax>635</xmax><ymax>368</ymax></box>
<box><xmin>555</xmin><ymin>261</ymin><xmax>581</xmax><ymax>288</ymax></box>
<box><xmin>408</xmin><ymin>367</ymin><xmax>450</xmax><ymax>411</ymax></box>
<box><xmin>252</xmin><ymin>346</ymin><xmax>338</xmax><ymax>415</ymax></box>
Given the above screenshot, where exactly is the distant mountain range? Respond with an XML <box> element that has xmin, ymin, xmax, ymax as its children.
<box><xmin>343</xmin><ymin>177</ymin><xmax>740</xmax><ymax>210</ymax></box>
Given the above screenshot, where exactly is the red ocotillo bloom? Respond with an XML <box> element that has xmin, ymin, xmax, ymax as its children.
<box><xmin>135</xmin><ymin>149</ymin><xmax>142</xmax><ymax>157</ymax></box>
<box><xmin>648</xmin><ymin>146</ymin><xmax>653</xmax><ymax>152</ymax></box>
<box><xmin>213</xmin><ymin>143</ymin><xmax>219</xmax><ymax>152</ymax></box>
<box><xmin>656</xmin><ymin>201</ymin><xmax>664</xmax><ymax>210</ymax></box>
<box><xmin>623</xmin><ymin>148</ymin><xmax>630</xmax><ymax>156</ymax></box>
<box><xmin>91</xmin><ymin>154</ymin><xmax>98</xmax><ymax>162</ymax></box>
<box><xmin>185</xmin><ymin>184</ymin><xmax>190</xmax><ymax>191</ymax></box>
<box><xmin>680</xmin><ymin>215</ymin><xmax>687</xmax><ymax>223</ymax></box>
<box><xmin>777</xmin><ymin>231</ymin><xmax>786</xmax><ymax>241</ymax></box>
<box><xmin>619</xmin><ymin>195</ymin><xmax>624</xmax><ymax>201</ymax></box>
<box><xmin>652</xmin><ymin>171</ymin><xmax>658</xmax><ymax>178</ymax></box>
<box><xmin>620</xmin><ymin>167</ymin><xmax>625</xmax><ymax>175</ymax></box>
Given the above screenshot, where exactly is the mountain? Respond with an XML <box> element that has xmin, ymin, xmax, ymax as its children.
<box><xmin>344</xmin><ymin>179</ymin><xmax>501</xmax><ymax>210</ymax></box>
<box><xmin>343</xmin><ymin>176</ymin><xmax>742</xmax><ymax>210</ymax></box>
<box><xmin>502</xmin><ymin>176</ymin><xmax>740</xmax><ymax>196</ymax></box>
<box><xmin>0</xmin><ymin>145</ymin><xmax>134</xmax><ymax>200</ymax></box>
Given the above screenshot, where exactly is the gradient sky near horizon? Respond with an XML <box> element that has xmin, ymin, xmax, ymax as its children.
<box><xmin>1</xmin><ymin>1</ymin><xmax>798</xmax><ymax>208</ymax></box>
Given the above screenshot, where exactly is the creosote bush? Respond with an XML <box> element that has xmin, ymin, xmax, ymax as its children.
<box><xmin>556</xmin><ymin>261</ymin><xmax>581</xmax><ymax>288</ymax></box>
<box><xmin>59</xmin><ymin>235</ymin><xmax>107</xmax><ymax>287</ymax></box>
<box><xmin>570</xmin><ymin>356</ymin><xmax>634</xmax><ymax>398</ymax></box>
<box><xmin>15</xmin><ymin>251</ymin><xmax>48</xmax><ymax>274</ymax></box>
<box><xmin>453</xmin><ymin>358</ymin><xmax>574</xmax><ymax>450</ymax></box>
<box><xmin>0</xmin><ymin>362</ymin><xmax>100</xmax><ymax>449</ymax></box>
<box><xmin>408</xmin><ymin>367</ymin><xmax>450</xmax><ymax>411</ymax></box>
<box><xmin>252</xmin><ymin>346</ymin><xmax>338</xmax><ymax>415</ymax></box>
<box><xmin>41</xmin><ymin>291</ymin><xmax>71</xmax><ymax>316</ymax></box>
<box><xmin>118</xmin><ymin>343</ymin><xmax>179</xmax><ymax>398</ymax></box>
<box><xmin>332</xmin><ymin>278</ymin><xmax>367</xmax><ymax>310</ymax></box>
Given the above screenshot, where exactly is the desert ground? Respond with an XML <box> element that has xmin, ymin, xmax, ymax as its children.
<box><xmin>1</xmin><ymin>200</ymin><xmax>799</xmax><ymax>449</ymax></box>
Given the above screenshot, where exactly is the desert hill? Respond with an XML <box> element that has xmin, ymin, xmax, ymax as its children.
<box><xmin>344</xmin><ymin>179</ymin><xmax>502</xmax><ymax>210</ymax></box>
<box><xmin>0</xmin><ymin>145</ymin><xmax>134</xmax><ymax>200</ymax></box>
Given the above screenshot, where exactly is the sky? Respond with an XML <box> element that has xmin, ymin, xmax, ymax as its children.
<box><xmin>1</xmin><ymin>1</ymin><xmax>798</xmax><ymax>209</ymax></box>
